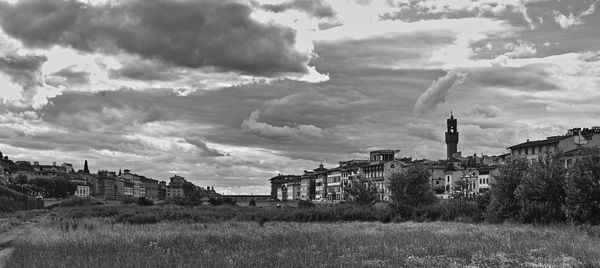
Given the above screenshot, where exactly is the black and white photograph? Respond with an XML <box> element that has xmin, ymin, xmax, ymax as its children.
<box><xmin>1</xmin><ymin>0</ymin><xmax>600</xmax><ymax>267</ymax></box>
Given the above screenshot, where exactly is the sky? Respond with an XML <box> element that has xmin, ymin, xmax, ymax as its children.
<box><xmin>0</xmin><ymin>0</ymin><xmax>599</xmax><ymax>195</ymax></box>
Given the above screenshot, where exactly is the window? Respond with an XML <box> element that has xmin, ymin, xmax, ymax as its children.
<box><xmin>532</xmin><ymin>147</ymin><xmax>536</xmax><ymax>154</ymax></box>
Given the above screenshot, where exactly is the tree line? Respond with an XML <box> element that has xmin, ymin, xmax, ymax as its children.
<box><xmin>342</xmin><ymin>147</ymin><xmax>600</xmax><ymax>224</ymax></box>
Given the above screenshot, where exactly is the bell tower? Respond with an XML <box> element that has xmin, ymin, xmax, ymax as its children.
<box><xmin>445</xmin><ymin>112</ymin><xmax>459</xmax><ymax>159</ymax></box>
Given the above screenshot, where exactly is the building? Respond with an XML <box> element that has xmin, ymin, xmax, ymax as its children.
<box><xmin>121</xmin><ymin>180</ymin><xmax>132</xmax><ymax>197</ymax></box>
<box><xmin>508</xmin><ymin>127</ymin><xmax>600</xmax><ymax>165</ymax></box>
<box><xmin>299</xmin><ymin>171</ymin><xmax>315</xmax><ymax>200</ymax></box>
<box><xmin>370</xmin><ymin>150</ymin><xmax>396</xmax><ymax>161</ymax></box>
<box><xmin>14</xmin><ymin>161</ymin><xmax>67</xmax><ymax>180</ymax></box>
<box><xmin>269</xmin><ymin>174</ymin><xmax>301</xmax><ymax>200</ymax></box>
<box><xmin>74</xmin><ymin>184</ymin><xmax>90</xmax><ymax>198</ymax></box>
<box><xmin>141</xmin><ymin>177</ymin><xmax>160</xmax><ymax>200</ymax></box>
<box><xmin>445</xmin><ymin>113</ymin><xmax>459</xmax><ymax>159</ymax></box>
<box><xmin>61</xmin><ymin>163</ymin><xmax>74</xmax><ymax>173</ymax></box>
<box><xmin>166</xmin><ymin>186</ymin><xmax>184</xmax><ymax>199</ymax></box>
<box><xmin>325</xmin><ymin>167</ymin><xmax>342</xmax><ymax>201</ymax></box>
<box><xmin>98</xmin><ymin>178</ymin><xmax>118</xmax><ymax>199</ymax></box>
<box><xmin>476</xmin><ymin>166</ymin><xmax>498</xmax><ymax>194</ymax></box>
<box><xmin>313</xmin><ymin>164</ymin><xmax>328</xmax><ymax>201</ymax></box>
<box><xmin>169</xmin><ymin>175</ymin><xmax>186</xmax><ymax>187</ymax></box>
<box><xmin>121</xmin><ymin>170</ymin><xmax>143</xmax><ymax>197</ymax></box>
<box><xmin>285</xmin><ymin>178</ymin><xmax>301</xmax><ymax>201</ymax></box>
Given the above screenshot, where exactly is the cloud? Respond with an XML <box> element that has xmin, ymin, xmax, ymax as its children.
<box><xmin>405</xmin><ymin>122</ymin><xmax>443</xmax><ymax>142</ymax></box>
<box><xmin>261</xmin><ymin>0</ymin><xmax>336</xmax><ymax>19</ymax></box>
<box><xmin>45</xmin><ymin>66</ymin><xmax>89</xmax><ymax>86</ymax></box>
<box><xmin>465</xmin><ymin>65</ymin><xmax>560</xmax><ymax>91</ymax></box>
<box><xmin>241</xmin><ymin>109</ymin><xmax>327</xmax><ymax>141</ymax></box>
<box><xmin>0</xmin><ymin>0</ymin><xmax>316</xmax><ymax>77</ymax></box>
<box><xmin>0</xmin><ymin>53</ymin><xmax>46</xmax><ymax>90</ymax></box>
<box><xmin>471</xmin><ymin>105</ymin><xmax>502</xmax><ymax>118</ymax></box>
<box><xmin>503</xmin><ymin>40</ymin><xmax>537</xmax><ymax>58</ymax></box>
<box><xmin>183</xmin><ymin>138</ymin><xmax>226</xmax><ymax>157</ymax></box>
<box><xmin>553</xmin><ymin>3</ymin><xmax>595</xmax><ymax>29</ymax></box>
<box><xmin>413</xmin><ymin>70</ymin><xmax>466</xmax><ymax>115</ymax></box>
<box><xmin>109</xmin><ymin>58</ymin><xmax>179</xmax><ymax>82</ymax></box>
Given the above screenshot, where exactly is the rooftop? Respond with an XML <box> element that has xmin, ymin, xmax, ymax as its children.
<box><xmin>508</xmin><ymin>136</ymin><xmax>568</xmax><ymax>150</ymax></box>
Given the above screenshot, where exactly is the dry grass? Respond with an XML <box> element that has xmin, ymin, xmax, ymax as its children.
<box><xmin>6</xmin><ymin>218</ymin><xmax>600</xmax><ymax>267</ymax></box>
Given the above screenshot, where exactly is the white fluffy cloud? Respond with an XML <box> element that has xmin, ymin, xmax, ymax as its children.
<box><xmin>414</xmin><ymin>70</ymin><xmax>467</xmax><ymax>115</ymax></box>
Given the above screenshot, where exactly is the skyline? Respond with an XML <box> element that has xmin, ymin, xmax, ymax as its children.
<box><xmin>0</xmin><ymin>0</ymin><xmax>599</xmax><ymax>194</ymax></box>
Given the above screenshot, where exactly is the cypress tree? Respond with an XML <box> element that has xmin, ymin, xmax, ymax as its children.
<box><xmin>84</xmin><ymin>160</ymin><xmax>89</xmax><ymax>174</ymax></box>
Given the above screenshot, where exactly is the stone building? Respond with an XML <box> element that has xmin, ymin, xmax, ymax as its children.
<box><xmin>445</xmin><ymin>113</ymin><xmax>459</xmax><ymax>159</ymax></box>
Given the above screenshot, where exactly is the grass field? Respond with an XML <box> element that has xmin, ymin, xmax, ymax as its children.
<box><xmin>6</xmin><ymin>208</ymin><xmax>600</xmax><ymax>267</ymax></box>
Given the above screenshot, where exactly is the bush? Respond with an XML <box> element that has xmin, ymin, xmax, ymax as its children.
<box><xmin>389</xmin><ymin>165</ymin><xmax>436</xmax><ymax>209</ymax></box>
<box><xmin>297</xmin><ymin>199</ymin><xmax>314</xmax><ymax>208</ymax></box>
<box><xmin>0</xmin><ymin>196</ymin><xmax>24</xmax><ymax>212</ymax></box>
<box><xmin>137</xmin><ymin>197</ymin><xmax>154</xmax><ymax>206</ymax></box>
<box><xmin>60</xmin><ymin>197</ymin><xmax>103</xmax><ymax>207</ymax></box>
<box><xmin>209</xmin><ymin>197</ymin><xmax>237</xmax><ymax>206</ymax></box>
<box><xmin>121</xmin><ymin>195</ymin><xmax>137</xmax><ymax>204</ymax></box>
<box><xmin>565</xmin><ymin>148</ymin><xmax>600</xmax><ymax>224</ymax></box>
<box><xmin>515</xmin><ymin>151</ymin><xmax>566</xmax><ymax>224</ymax></box>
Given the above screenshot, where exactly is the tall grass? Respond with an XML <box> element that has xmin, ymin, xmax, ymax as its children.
<box><xmin>6</xmin><ymin>219</ymin><xmax>600</xmax><ymax>267</ymax></box>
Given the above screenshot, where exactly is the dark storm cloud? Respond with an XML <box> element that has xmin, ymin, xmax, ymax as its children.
<box><xmin>0</xmin><ymin>53</ymin><xmax>46</xmax><ymax>90</ymax></box>
<box><xmin>0</xmin><ymin>0</ymin><xmax>310</xmax><ymax>76</ymax></box>
<box><xmin>260</xmin><ymin>0</ymin><xmax>336</xmax><ymax>19</ymax></box>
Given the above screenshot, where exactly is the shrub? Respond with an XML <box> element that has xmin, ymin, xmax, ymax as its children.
<box><xmin>0</xmin><ymin>196</ymin><xmax>23</xmax><ymax>212</ymax></box>
<box><xmin>485</xmin><ymin>157</ymin><xmax>530</xmax><ymax>223</ymax></box>
<box><xmin>515</xmin><ymin>151</ymin><xmax>567</xmax><ymax>224</ymax></box>
<box><xmin>121</xmin><ymin>195</ymin><xmax>137</xmax><ymax>204</ymax></box>
<box><xmin>137</xmin><ymin>197</ymin><xmax>154</xmax><ymax>206</ymax></box>
<box><xmin>342</xmin><ymin>175</ymin><xmax>379</xmax><ymax>205</ymax></box>
<box><xmin>389</xmin><ymin>164</ymin><xmax>436</xmax><ymax>209</ymax></box>
<box><xmin>565</xmin><ymin>148</ymin><xmax>600</xmax><ymax>224</ymax></box>
<box><xmin>209</xmin><ymin>197</ymin><xmax>237</xmax><ymax>206</ymax></box>
<box><xmin>60</xmin><ymin>197</ymin><xmax>103</xmax><ymax>207</ymax></box>
<box><xmin>297</xmin><ymin>199</ymin><xmax>314</xmax><ymax>208</ymax></box>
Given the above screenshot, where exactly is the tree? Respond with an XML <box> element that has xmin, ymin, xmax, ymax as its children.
<box><xmin>515</xmin><ymin>150</ymin><xmax>567</xmax><ymax>223</ymax></box>
<box><xmin>83</xmin><ymin>160</ymin><xmax>89</xmax><ymax>174</ymax></box>
<box><xmin>565</xmin><ymin>147</ymin><xmax>600</xmax><ymax>224</ymax></box>
<box><xmin>485</xmin><ymin>157</ymin><xmax>530</xmax><ymax>223</ymax></box>
<box><xmin>450</xmin><ymin>171</ymin><xmax>471</xmax><ymax>206</ymax></box>
<box><xmin>388</xmin><ymin>164</ymin><xmax>436</xmax><ymax>208</ymax></box>
<box><xmin>342</xmin><ymin>175</ymin><xmax>379</xmax><ymax>205</ymax></box>
<box><xmin>15</xmin><ymin>174</ymin><xmax>28</xmax><ymax>185</ymax></box>
<box><xmin>30</xmin><ymin>177</ymin><xmax>76</xmax><ymax>199</ymax></box>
